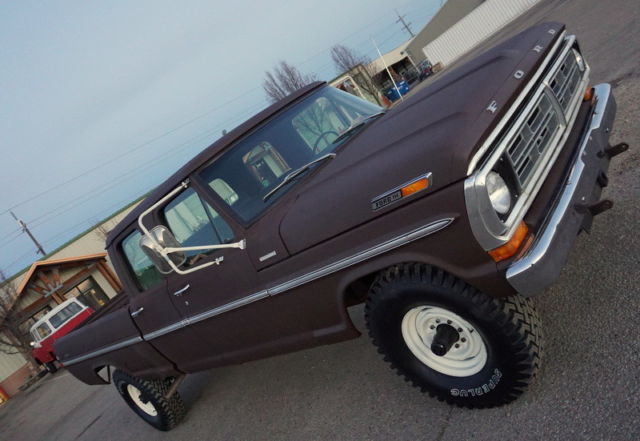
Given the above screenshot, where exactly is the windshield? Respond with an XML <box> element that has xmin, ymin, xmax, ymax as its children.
<box><xmin>199</xmin><ymin>86</ymin><xmax>382</xmax><ymax>222</ymax></box>
<box><xmin>49</xmin><ymin>302</ymin><xmax>83</xmax><ymax>329</ymax></box>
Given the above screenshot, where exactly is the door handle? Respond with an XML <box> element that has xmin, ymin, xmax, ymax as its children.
<box><xmin>131</xmin><ymin>307</ymin><xmax>144</xmax><ymax>318</ymax></box>
<box><xmin>173</xmin><ymin>284</ymin><xmax>191</xmax><ymax>297</ymax></box>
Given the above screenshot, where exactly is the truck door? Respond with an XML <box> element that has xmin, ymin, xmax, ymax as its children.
<box><xmin>159</xmin><ymin>187</ymin><xmax>266</xmax><ymax>371</ymax></box>
<box><xmin>121</xmin><ymin>229</ymin><xmax>203</xmax><ymax>366</ymax></box>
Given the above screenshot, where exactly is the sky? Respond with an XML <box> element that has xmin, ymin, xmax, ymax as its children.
<box><xmin>0</xmin><ymin>0</ymin><xmax>442</xmax><ymax>277</ymax></box>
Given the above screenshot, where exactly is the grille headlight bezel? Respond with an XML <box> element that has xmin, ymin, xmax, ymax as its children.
<box><xmin>464</xmin><ymin>33</ymin><xmax>590</xmax><ymax>251</ymax></box>
<box><xmin>486</xmin><ymin>171</ymin><xmax>512</xmax><ymax>215</ymax></box>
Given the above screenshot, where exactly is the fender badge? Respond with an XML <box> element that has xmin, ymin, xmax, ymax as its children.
<box><xmin>486</xmin><ymin>100</ymin><xmax>498</xmax><ymax>113</ymax></box>
<box><xmin>371</xmin><ymin>173</ymin><xmax>432</xmax><ymax>211</ymax></box>
<box><xmin>533</xmin><ymin>44</ymin><xmax>544</xmax><ymax>53</ymax></box>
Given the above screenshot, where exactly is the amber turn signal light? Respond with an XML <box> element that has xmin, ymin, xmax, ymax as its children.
<box><xmin>401</xmin><ymin>177</ymin><xmax>430</xmax><ymax>197</ymax></box>
<box><xmin>583</xmin><ymin>86</ymin><xmax>594</xmax><ymax>102</ymax></box>
<box><xmin>488</xmin><ymin>222</ymin><xmax>529</xmax><ymax>262</ymax></box>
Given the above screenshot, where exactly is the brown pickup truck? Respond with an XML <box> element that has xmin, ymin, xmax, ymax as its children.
<box><xmin>55</xmin><ymin>22</ymin><xmax>626</xmax><ymax>431</ymax></box>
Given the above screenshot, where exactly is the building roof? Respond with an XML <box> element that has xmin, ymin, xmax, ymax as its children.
<box><xmin>368</xmin><ymin>40</ymin><xmax>414</xmax><ymax>75</ymax></box>
<box><xmin>405</xmin><ymin>0</ymin><xmax>485</xmax><ymax>62</ymax></box>
<box><xmin>15</xmin><ymin>253</ymin><xmax>107</xmax><ymax>296</ymax></box>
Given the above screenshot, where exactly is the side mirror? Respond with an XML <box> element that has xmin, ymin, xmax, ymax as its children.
<box><xmin>139</xmin><ymin>226</ymin><xmax>186</xmax><ymax>274</ymax></box>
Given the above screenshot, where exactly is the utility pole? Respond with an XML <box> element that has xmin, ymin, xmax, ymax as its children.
<box><xmin>372</xmin><ymin>37</ymin><xmax>404</xmax><ymax>102</ymax></box>
<box><xmin>395</xmin><ymin>10</ymin><xmax>415</xmax><ymax>38</ymax></box>
<box><xmin>10</xmin><ymin>211</ymin><xmax>45</xmax><ymax>256</ymax></box>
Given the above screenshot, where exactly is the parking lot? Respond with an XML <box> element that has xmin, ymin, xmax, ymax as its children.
<box><xmin>1</xmin><ymin>0</ymin><xmax>639</xmax><ymax>440</ymax></box>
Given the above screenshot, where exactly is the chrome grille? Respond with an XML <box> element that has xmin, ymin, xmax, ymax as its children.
<box><xmin>549</xmin><ymin>49</ymin><xmax>582</xmax><ymax>112</ymax></box>
<box><xmin>465</xmin><ymin>32</ymin><xmax>591</xmax><ymax>251</ymax></box>
<box><xmin>506</xmin><ymin>92</ymin><xmax>562</xmax><ymax>186</ymax></box>
<box><xmin>504</xmin><ymin>48</ymin><xmax>583</xmax><ymax>188</ymax></box>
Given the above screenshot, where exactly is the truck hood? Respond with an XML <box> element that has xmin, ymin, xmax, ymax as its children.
<box><xmin>280</xmin><ymin>23</ymin><xmax>565</xmax><ymax>255</ymax></box>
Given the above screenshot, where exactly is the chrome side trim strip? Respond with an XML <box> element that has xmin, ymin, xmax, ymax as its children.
<box><xmin>62</xmin><ymin>336</ymin><xmax>143</xmax><ymax>367</ymax></box>
<box><xmin>64</xmin><ymin>218</ymin><xmax>454</xmax><ymax>361</ymax></box>
<box><xmin>268</xmin><ymin>218</ymin><xmax>454</xmax><ymax>296</ymax></box>
<box><xmin>145</xmin><ymin>218</ymin><xmax>453</xmax><ymax>340</ymax></box>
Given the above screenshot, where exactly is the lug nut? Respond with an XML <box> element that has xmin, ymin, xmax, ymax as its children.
<box><xmin>461</xmin><ymin>338</ymin><xmax>466</xmax><ymax>343</ymax></box>
<box><xmin>430</xmin><ymin>325</ymin><xmax>435</xmax><ymax>330</ymax></box>
<box><xmin>447</xmin><ymin>320</ymin><xmax>452</xmax><ymax>324</ymax></box>
<box><xmin>457</xmin><ymin>328</ymin><xmax>463</xmax><ymax>332</ymax></box>
<box><xmin>455</xmin><ymin>344</ymin><xmax>460</xmax><ymax>349</ymax></box>
<box><xmin>436</xmin><ymin>319</ymin><xmax>440</xmax><ymax>323</ymax></box>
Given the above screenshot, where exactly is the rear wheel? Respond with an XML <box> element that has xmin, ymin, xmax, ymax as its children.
<box><xmin>365</xmin><ymin>263</ymin><xmax>543</xmax><ymax>408</ymax></box>
<box><xmin>113</xmin><ymin>369</ymin><xmax>186</xmax><ymax>431</ymax></box>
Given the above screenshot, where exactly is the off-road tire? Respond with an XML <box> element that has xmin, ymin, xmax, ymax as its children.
<box><xmin>365</xmin><ymin>263</ymin><xmax>543</xmax><ymax>408</ymax></box>
<box><xmin>44</xmin><ymin>361</ymin><xmax>58</xmax><ymax>374</ymax></box>
<box><xmin>112</xmin><ymin>369</ymin><xmax>186</xmax><ymax>431</ymax></box>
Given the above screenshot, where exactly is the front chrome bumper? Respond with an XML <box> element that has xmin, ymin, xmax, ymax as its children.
<box><xmin>506</xmin><ymin>83</ymin><xmax>619</xmax><ymax>296</ymax></box>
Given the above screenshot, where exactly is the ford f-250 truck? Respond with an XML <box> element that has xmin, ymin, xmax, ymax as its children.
<box><xmin>55</xmin><ymin>23</ymin><xmax>627</xmax><ymax>431</ymax></box>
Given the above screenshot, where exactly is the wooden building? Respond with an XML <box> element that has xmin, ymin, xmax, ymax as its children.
<box><xmin>0</xmin><ymin>253</ymin><xmax>121</xmax><ymax>398</ymax></box>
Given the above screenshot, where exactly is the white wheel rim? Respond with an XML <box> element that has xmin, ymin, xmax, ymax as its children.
<box><xmin>401</xmin><ymin>306</ymin><xmax>487</xmax><ymax>377</ymax></box>
<box><xmin>126</xmin><ymin>384</ymin><xmax>158</xmax><ymax>416</ymax></box>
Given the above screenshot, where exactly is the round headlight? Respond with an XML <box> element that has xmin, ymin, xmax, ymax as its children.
<box><xmin>486</xmin><ymin>171</ymin><xmax>511</xmax><ymax>215</ymax></box>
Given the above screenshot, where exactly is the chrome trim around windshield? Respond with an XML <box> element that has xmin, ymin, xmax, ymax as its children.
<box><xmin>62</xmin><ymin>218</ymin><xmax>454</xmax><ymax>361</ymax></box>
<box><xmin>62</xmin><ymin>336</ymin><xmax>143</xmax><ymax>367</ymax></box>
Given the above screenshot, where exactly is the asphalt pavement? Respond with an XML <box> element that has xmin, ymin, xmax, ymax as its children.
<box><xmin>1</xmin><ymin>0</ymin><xmax>638</xmax><ymax>439</ymax></box>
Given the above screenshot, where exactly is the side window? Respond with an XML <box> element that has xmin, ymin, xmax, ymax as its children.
<box><xmin>163</xmin><ymin>188</ymin><xmax>235</xmax><ymax>261</ymax></box>
<box><xmin>122</xmin><ymin>231</ymin><xmax>163</xmax><ymax>291</ymax></box>
<box><xmin>49</xmin><ymin>302</ymin><xmax>83</xmax><ymax>328</ymax></box>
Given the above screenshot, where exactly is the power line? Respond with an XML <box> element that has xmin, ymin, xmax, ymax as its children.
<box><xmin>24</xmin><ymin>99</ymin><xmax>269</xmax><ymax>229</ymax></box>
<box><xmin>0</xmin><ymin>88</ymin><xmax>267</xmax><ymax>217</ymax></box>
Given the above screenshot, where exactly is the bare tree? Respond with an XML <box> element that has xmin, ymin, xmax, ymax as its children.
<box><xmin>263</xmin><ymin>61</ymin><xmax>317</xmax><ymax>103</ymax></box>
<box><xmin>0</xmin><ymin>270</ymin><xmax>36</xmax><ymax>365</ymax></box>
<box><xmin>331</xmin><ymin>44</ymin><xmax>370</xmax><ymax>74</ymax></box>
<box><xmin>330</xmin><ymin>45</ymin><xmax>382</xmax><ymax>104</ymax></box>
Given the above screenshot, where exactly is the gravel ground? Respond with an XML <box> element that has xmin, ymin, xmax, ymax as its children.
<box><xmin>1</xmin><ymin>0</ymin><xmax>638</xmax><ymax>440</ymax></box>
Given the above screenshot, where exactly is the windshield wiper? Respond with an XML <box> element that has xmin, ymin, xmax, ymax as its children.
<box><xmin>331</xmin><ymin>111</ymin><xmax>386</xmax><ymax>145</ymax></box>
<box><xmin>263</xmin><ymin>153</ymin><xmax>336</xmax><ymax>202</ymax></box>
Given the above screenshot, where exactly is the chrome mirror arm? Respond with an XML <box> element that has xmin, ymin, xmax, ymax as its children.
<box><xmin>137</xmin><ymin>180</ymin><xmax>247</xmax><ymax>275</ymax></box>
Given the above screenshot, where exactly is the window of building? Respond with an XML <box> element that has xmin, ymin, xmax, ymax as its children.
<box><xmin>122</xmin><ymin>230</ymin><xmax>164</xmax><ymax>291</ymax></box>
<box><xmin>66</xmin><ymin>277</ymin><xmax>109</xmax><ymax>311</ymax></box>
<box><xmin>20</xmin><ymin>307</ymin><xmax>52</xmax><ymax>336</ymax></box>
